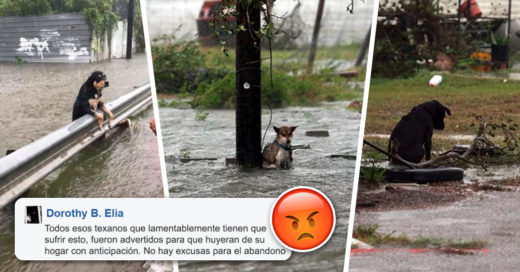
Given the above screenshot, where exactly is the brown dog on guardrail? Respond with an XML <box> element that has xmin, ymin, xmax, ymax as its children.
<box><xmin>262</xmin><ymin>126</ymin><xmax>297</xmax><ymax>169</ymax></box>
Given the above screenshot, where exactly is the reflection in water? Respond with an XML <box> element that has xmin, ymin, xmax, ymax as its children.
<box><xmin>161</xmin><ymin>101</ymin><xmax>360</xmax><ymax>271</ymax></box>
<box><xmin>0</xmin><ymin>109</ymin><xmax>162</xmax><ymax>272</ymax></box>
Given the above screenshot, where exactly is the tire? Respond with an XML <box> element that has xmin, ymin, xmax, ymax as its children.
<box><xmin>385</xmin><ymin>167</ymin><xmax>464</xmax><ymax>184</ymax></box>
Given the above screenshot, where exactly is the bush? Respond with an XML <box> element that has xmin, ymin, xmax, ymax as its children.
<box><xmin>0</xmin><ymin>0</ymin><xmax>52</xmax><ymax>16</ymax></box>
<box><xmin>153</xmin><ymin>39</ymin><xmax>358</xmax><ymax>108</ymax></box>
<box><xmin>373</xmin><ymin>0</ymin><xmax>481</xmax><ymax>78</ymax></box>
<box><xmin>78</xmin><ymin>0</ymin><xmax>119</xmax><ymax>38</ymax></box>
<box><xmin>0</xmin><ymin>0</ymin><xmax>119</xmax><ymax>39</ymax></box>
<box><xmin>152</xmin><ymin>39</ymin><xmax>207</xmax><ymax>93</ymax></box>
<box><xmin>191</xmin><ymin>69</ymin><xmax>319</xmax><ymax>109</ymax></box>
<box><xmin>360</xmin><ymin>161</ymin><xmax>386</xmax><ymax>185</ymax></box>
<box><xmin>133</xmin><ymin>0</ymin><xmax>145</xmax><ymax>53</ymax></box>
<box><xmin>187</xmin><ymin>66</ymin><xmax>359</xmax><ymax>109</ymax></box>
<box><xmin>191</xmin><ymin>72</ymin><xmax>236</xmax><ymax>108</ymax></box>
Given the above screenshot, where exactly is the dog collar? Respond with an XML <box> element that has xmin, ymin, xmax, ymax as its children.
<box><xmin>275</xmin><ymin>140</ymin><xmax>291</xmax><ymax>151</ymax></box>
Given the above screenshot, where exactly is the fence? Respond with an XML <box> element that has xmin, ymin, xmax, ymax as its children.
<box><xmin>0</xmin><ymin>12</ymin><xmax>135</xmax><ymax>63</ymax></box>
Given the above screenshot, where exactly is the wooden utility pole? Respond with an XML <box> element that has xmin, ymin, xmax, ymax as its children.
<box><xmin>307</xmin><ymin>0</ymin><xmax>326</xmax><ymax>74</ymax></box>
<box><xmin>126</xmin><ymin>0</ymin><xmax>135</xmax><ymax>59</ymax></box>
<box><xmin>235</xmin><ymin>1</ymin><xmax>262</xmax><ymax>168</ymax></box>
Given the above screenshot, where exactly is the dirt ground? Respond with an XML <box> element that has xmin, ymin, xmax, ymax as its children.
<box><xmin>356</xmin><ymin>181</ymin><xmax>472</xmax><ymax>211</ymax></box>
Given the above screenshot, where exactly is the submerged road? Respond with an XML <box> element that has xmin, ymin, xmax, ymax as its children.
<box><xmin>0</xmin><ymin>54</ymin><xmax>151</xmax><ymax>156</ymax></box>
<box><xmin>160</xmin><ymin>101</ymin><xmax>360</xmax><ymax>271</ymax></box>
<box><xmin>350</xmin><ymin>191</ymin><xmax>520</xmax><ymax>271</ymax></box>
<box><xmin>0</xmin><ymin>55</ymin><xmax>164</xmax><ymax>271</ymax></box>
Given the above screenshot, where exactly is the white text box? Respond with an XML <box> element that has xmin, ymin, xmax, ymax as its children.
<box><xmin>15</xmin><ymin>198</ymin><xmax>291</xmax><ymax>261</ymax></box>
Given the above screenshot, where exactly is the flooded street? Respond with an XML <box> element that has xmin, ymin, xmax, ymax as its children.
<box><xmin>354</xmin><ymin>148</ymin><xmax>520</xmax><ymax>271</ymax></box>
<box><xmin>0</xmin><ymin>55</ymin><xmax>163</xmax><ymax>271</ymax></box>
<box><xmin>160</xmin><ymin>101</ymin><xmax>360</xmax><ymax>271</ymax></box>
<box><xmin>351</xmin><ymin>191</ymin><xmax>520</xmax><ymax>272</ymax></box>
<box><xmin>465</xmin><ymin>165</ymin><xmax>520</xmax><ymax>184</ymax></box>
<box><xmin>0</xmin><ymin>54</ymin><xmax>151</xmax><ymax>155</ymax></box>
<box><xmin>0</xmin><ymin>107</ymin><xmax>162</xmax><ymax>271</ymax></box>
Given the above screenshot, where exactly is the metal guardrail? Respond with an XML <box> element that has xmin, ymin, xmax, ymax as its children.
<box><xmin>0</xmin><ymin>83</ymin><xmax>152</xmax><ymax>208</ymax></box>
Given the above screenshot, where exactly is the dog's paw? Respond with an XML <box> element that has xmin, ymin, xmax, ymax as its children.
<box><xmin>262</xmin><ymin>162</ymin><xmax>277</xmax><ymax>169</ymax></box>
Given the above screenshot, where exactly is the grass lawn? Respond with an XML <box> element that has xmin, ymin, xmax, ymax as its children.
<box><xmin>201</xmin><ymin>44</ymin><xmax>362</xmax><ymax>71</ymax></box>
<box><xmin>365</xmin><ymin>71</ymin><xmax>520</xmax><ymax>136</ymax></box>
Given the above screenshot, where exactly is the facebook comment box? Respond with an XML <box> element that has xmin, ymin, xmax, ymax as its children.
<box><xmin>15</xmin><ymin>198</ymin><xmax>291</xmax><ymax>261</ymax></box>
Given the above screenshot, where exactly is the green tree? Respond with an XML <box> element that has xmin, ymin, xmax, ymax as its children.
<box><xmin>133</xmin><ymin>0</ymin><xmax>145</xmax><ymax>53</ymax></box>
<box><xmin>66</xmin><ymin>0</ymin><xmax>119</xmax><ymax>37</ymax></box>
<box><xmin>0</xmin><ymin>0</ymin><xmax>52</xmax><ymax>16</ymax></box>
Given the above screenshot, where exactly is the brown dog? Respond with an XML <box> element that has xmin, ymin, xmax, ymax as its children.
<box><xmin>262</xmin><ymin>126</ymin><xmax>297</xmax><ymax>168</ymax></box>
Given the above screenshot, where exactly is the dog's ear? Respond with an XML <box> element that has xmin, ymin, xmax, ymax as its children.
<box><xmin>290</xmin><ymin>126</ymin><xmax>298</xmax><ymax>132</ymax></box>
<box><xmin>444</xmin><ymin>106</ymin><xmax>451</xmax><ymax>116</ymax></box>
<box><xmin>273</xmin><ymin>126</ymin><xmax>280</xmax><ymax>133</ymax></box>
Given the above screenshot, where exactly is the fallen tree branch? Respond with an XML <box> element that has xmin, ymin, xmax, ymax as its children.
<box><xmin>396</xmin><ymin>123</ymin><xmax>501</xmax><ymax>170</ymax></box>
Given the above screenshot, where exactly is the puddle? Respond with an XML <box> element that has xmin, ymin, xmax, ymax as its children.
<box><xmin>365</xmin><ymin>159</ymin><xmax>518</xmax><ymax>185</ymax></box>
<box><xmin>464</xmin><ymin>165</ymin><xmax>520</xmax><ymax>184</ymax></box>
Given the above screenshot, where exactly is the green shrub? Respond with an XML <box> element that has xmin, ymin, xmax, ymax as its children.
<box><xmin>152</xmin><ymin>39</ymin><xmax>206</xmax><ymax>93</ymax></box>
<box><xmin>191</xmin><ymin>72</ymin><xmax>236</xmax><ymax>108</ymax></box>
<box><xmin>49</xmin><ymin>0</ymin><xmax>120</xmax><ymax>38</ymax></box>
<box><xmin>188</xmin><ymin>67</ymin><xmax>354</xmax><ymax>109</ymax></box>
<box><xmin>0</xmin><ymin>0</ymin><xmax>52</xmax><ymax>16</ymax></box>
<box><xmin>262</xmin><ymin>70</ymin><xmax>292</xmax><ymax>107</ymax></box>
<box><xmin>133</xmin><ymin>0</ymin><xmax>145</xmax><ymax>53</ymax></box>
<box><xmin>373</xmin><ymin>0</ymin><xmax>481</xmax><ymax>78</ymax></box>
<box><xmin>360</xmin><ymin>162</ymin><xmax>386</xmax><ymax>184</ymax></box>
<box><xmin>191</xmin><ymin>69</ymin><xmax>307</xmax><ymax>109</ymax></box>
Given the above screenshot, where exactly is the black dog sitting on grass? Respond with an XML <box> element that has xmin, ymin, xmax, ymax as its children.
<box><xmin>388</xmin><ymin>100</ymin><xmax>451</xmax><ymax>164</ymax></box>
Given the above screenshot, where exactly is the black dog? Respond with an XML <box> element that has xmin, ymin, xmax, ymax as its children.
<box><xmin>72</xmin><ymin>71</ymin><xmax>113</xmax><ymax>129</ymax></box>
<box><xmin>388</xmin><ymin>100</ymin><xmax>451</xmax><ymax>163</ymax></box>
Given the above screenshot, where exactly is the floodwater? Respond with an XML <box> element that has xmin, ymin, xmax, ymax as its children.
<box><xmin>351</xmin><ymin>191</ymin><xmax>520</xmax><ymax>272</ymax></box>
<box><xmin>354</xmin><ymin>141</ymin><xmax>520</xmax><ymax>271</ymax></box>
<box><xmin>0</xmin><ymin>55</ymin><xmax>164</xmax><ymax>271</ymax></box>
<box><xmin>0</xmin><ymin>53</ymin><xmax>151</xmax><ymax>155</ymax></box>
<box><xmin>366</xmin><ymin>153</ymin><xmax>518</xmax><ymax>185</ymax></box>
<box><xmin>0</xmin><ymin>108</ymin><xmax>163</xmax><ymax>272</ymax></box>
<box><xmin>160</xmin><ymin>101</ymin><xmax>360</xmax><ymax>271</ymax></box>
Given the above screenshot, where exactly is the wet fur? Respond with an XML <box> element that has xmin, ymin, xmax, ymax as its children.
<box><xmin>388</xmin><ymin>100</ymin><xmax>451</xmax><ymax>163</ymax></box>
<box><xmin>88</xmin><ymin>95</ymin><xmax>103</xmax><ymax>111</ymax></box>
<box><xmin>262</xmin><ymin>126</ymin><xmax>297</xmax><ymax>168</ymax></box>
